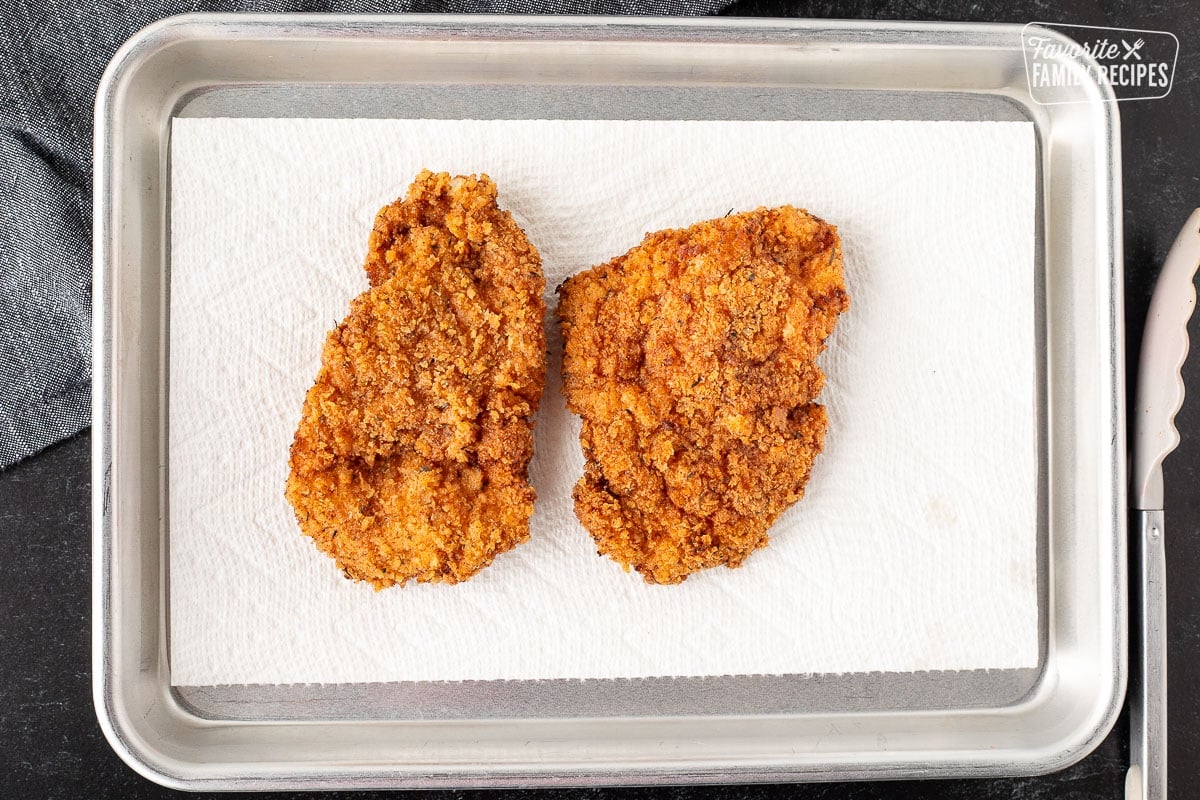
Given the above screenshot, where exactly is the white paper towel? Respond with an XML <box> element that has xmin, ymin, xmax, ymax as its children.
<box><xmin>168</xmin><ymin>117</ymin><xmax>1038</xmax><ymax>686</ymax></box>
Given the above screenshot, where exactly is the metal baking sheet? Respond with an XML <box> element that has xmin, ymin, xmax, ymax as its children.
<box><xmin>92</xmin><ymin>14</ymin><xmax>1125</xmax><ymax>790</ymax></box>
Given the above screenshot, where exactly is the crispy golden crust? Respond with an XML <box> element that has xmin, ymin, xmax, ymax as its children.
<box><xmin>286</xmin><ymin>171</ymin><xmax>546</xmax><ymax>588</ymax></box>
<box><xmin>557</xmin><ymin>208</ymin><xmax>848</xmax><ymax>584</ymax></box>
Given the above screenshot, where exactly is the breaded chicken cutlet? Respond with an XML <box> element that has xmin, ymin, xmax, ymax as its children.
<box><xmin>286</xmin><ymin>171</ymin><xmax>546</xmax><ymax>588</ymax></box>
<box><xmin>557</xmin><ymin>208</ymin><xmax>848</xmax><ymax>584</ymax></box>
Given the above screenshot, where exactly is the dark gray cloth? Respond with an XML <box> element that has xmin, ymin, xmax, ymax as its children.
<box><xmin>0</xmin><ymin>0</ymin><xmax>723</xmax><ymax>469</ymax></box>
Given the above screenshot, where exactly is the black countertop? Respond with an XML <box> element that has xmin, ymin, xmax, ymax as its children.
<box><xmin>2</xmin><ymin>2</ymin><xmax>1198</xmax><ymax>798</ymax></box>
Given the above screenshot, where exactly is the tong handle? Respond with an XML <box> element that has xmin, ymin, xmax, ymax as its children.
<box><xmin>1127</xmin><ymin>510</ymin><xmax>1167</xmax><ymax>800</ymax></box>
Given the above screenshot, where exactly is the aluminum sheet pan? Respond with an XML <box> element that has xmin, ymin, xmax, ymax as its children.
<box><xmin>92</xmin><ymin>14</ymin><xmax>1125</xmax><ymax>790</ymax></box>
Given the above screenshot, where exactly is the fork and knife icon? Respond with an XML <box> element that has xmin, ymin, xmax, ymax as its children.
<box><xmin>1122</xmin><ymin>37</ymin><xmax>1146</xmax><ymax>60</ymax></box>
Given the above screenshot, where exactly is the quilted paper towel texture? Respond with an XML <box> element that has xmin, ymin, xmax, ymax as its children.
<box><xmin>169</xmin><ymin>118</ymin><xmax>1037</xmax><ymax>686</ymax></box>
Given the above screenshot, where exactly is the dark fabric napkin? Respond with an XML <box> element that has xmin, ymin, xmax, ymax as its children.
<box><xmin>0</xmin><ymin>0</ymin><xmax>725</xmax><ymax>469</ymax></box>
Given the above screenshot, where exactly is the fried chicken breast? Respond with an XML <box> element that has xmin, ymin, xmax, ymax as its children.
<box><xmin>286</xmin><ymin>171</ymin><xmax>546</xmax><ymax>588</ymax></box>
<box><xmin>557</xmin><ymin>208</ymin><xmax>848</xmax><ymax>584</ymax></box>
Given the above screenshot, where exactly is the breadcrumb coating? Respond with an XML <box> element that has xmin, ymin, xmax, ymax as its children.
<box><xmin>286</xmin><ymin>171</ymin><xmax>546</xmax><ymax>588</ymax></box>
<box><xmin>557</xmin><ymin>207</ymin><xmax>848</xmax><ymax>584</ymax></box>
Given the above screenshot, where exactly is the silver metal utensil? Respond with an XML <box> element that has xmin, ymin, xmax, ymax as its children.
<box><xmin>1128</xmin><ymin>208</ymin><xmax>1200</xmax><ymax>800</ymax></box>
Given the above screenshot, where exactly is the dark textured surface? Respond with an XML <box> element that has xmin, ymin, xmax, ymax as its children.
<box><xmin>2</xmin><ymin>0</ymin><xmax>1199</xmax><ymax>798</ymax></box>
